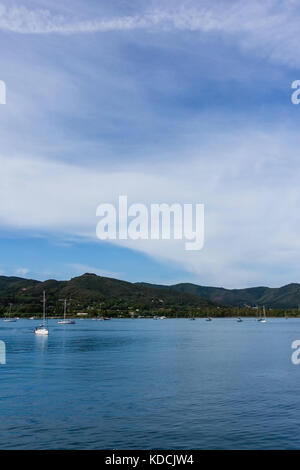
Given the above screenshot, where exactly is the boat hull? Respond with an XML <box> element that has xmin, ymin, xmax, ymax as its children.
<box><xmin>57</xmin><ymin>320</ymin><xmax>75</xmax><ymax>324</ymax></box>
<box><xmin>34</xmin><ymin>327</ymin><xmax>49</xmax><ymax>336</ymax></box>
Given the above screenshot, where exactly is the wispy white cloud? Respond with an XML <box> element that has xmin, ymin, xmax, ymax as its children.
<box><xmin>2</xmin><ymin>123</ymin><xmax>300</xmax><ymax>288</ymax></box>
<box><xmin>0</xmin><ymin>1</ymin><xmax>299</xmax><ymax>66</ymax></box>
<box><xmin>0</xmin><ymin>4</ymin><xmax>148</xmax><ymax>34</ymax></box>
<box><xmin>15</xmin><ymin>267</ymin><xmax>29</xmax><ymax>276</ymax></box>
<box><xmin>0</xmin><ymin>2</ymin><xmax>272</xmax><ymax>34</ymax></box>
<box><xmin>1</xmin><ymin>0</ymin><xmax>299</xmax><ymax>288</ymax></box>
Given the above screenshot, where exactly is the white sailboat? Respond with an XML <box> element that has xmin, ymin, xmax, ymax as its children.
<box><xmin>57</xmin><ymin>299</ymin><xmax>75</xmax><ymax>324</ymax></box>
<box><xmin>34</xmin><ymin>291</ymin><xmax>49</xmax><ymax>335</ymax></box>
<box><xmin>205</xmin><ymin>308</ymin><xmax>211</xmax><ymax>321</ymax></box>
<box><xmin>256</xmin><ymin>305</ymin><xmax>262</xmax><ymax>321</ymax></box>
<box><xmin>97</xmin><ymin>302</ymin><xmax>104</xmax><ymax>320</ymax></box>
<box><xmin>236</xmin><ymin>306</ymin><xmax>243</xmax><ymax>322</ymax></box>
<box><xmin>3</xmin><ymin>303</ymin><xmax>17</xmax><ymax>322</ymax></box>
<box><xmin>260</xmin><ymin>306</ymin><xmax>267</xmax><ymax>323</ymax></box>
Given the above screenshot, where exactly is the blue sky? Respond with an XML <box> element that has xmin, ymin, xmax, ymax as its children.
<box><xmin>1</xmin><ymin>0</ymin><xmax>300</xmax><ymax>287</ymax></box>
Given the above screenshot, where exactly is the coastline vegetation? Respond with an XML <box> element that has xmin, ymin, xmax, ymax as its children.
<box><xmin>1</xmin><ymin>273</ymin><xmax>300</xmax><ymax>318</ymax></box>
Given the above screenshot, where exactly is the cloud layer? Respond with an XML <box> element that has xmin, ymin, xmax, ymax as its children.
<box><xmin>0</xmin><ymin>0</ymin><xmax>299</xmax><ymax>287</ymax></box>
<box><xmin>2</xmin><ymin>122</ymin><xmax>300</xmax><ymax>287</ymax></box>
<box><xmin>0</xmin><ymin>1</ymin><xmax>291</xmax><ymax>35</ymax></box>
<box><xmin>0</xmin><ymin>1</ymin><xmax>299</xmax><ymax>69</ymax></box>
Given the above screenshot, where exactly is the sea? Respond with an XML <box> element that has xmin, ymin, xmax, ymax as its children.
<box><xmin>0</xmin><ymin>317</ymin><xmax>299</xmax><ymax>449</ymax></box>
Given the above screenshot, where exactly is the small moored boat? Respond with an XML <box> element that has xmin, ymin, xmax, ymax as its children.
<box><xmin>236</xmin><ymin>307</ymin><xmax>243</xmax><ymax>322</ymax></box>
<box><xmin>3</xmin><ymin>303</ymin><xmax>17</xmax><ymax>322</ymax></box>
<box><xmin>57</xmin><ymin>299</ymin><xmax>76</xmax><ymax>324</ymax></box>
<box><xmin>35</xmin><ymin>291</ymin><xmax>49</xmax><ymax>336</ymax></box>
<box><xmin>260</xmin><ymin>306</ymin><xmax>267</xmax><ymax>323</ymax></box>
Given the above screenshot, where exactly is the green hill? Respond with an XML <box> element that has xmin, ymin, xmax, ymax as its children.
<box><xmin>138</xmin><ymin>282</ymin><xmax>300</xmax><ymax>308</ymax></box>
<box><xmin>2</xmin><ymin>273</ymin><xmax>300</xmax><ymax>316</ymax></box>
<box><xmin>0</xmin><ymin>273</ymin><xmax>214</xmax><ymax>316</ymax></box>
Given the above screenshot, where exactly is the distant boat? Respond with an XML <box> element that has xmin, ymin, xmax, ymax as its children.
<box><xmin>57</xmin><ymin>299</ymin><xmax>75</xmax><ymax>324</ymax></box>
<box><xmin>260</xmin><ymin>306</ymin><xmax>267</xmax><ymax>323</ymax></box>
<box><xmin>3</xmin><ymin>303</ymin><xmax>17</xmax><ymax>322</ymax></box>
<box><xmin>57</xmin><ymin>319</ymin><xmax>75</xmax><ymax>324</ymax></box>
<box><xmin>98</xmin><ymin>303</ymin><xmax>104</xmax><ymax>321</ymax></box>
<box><xmin>256</xmin><ymin>306</ymin><xmax>262</xmax><ymax>321</ymax></box>
<box><xmin>206</xmin><ymin>317</ymin><xmax>212</xmax><ymax>321</ymax></box>
<box><xmin>35</xmin><ymin>291</ymin><xmax>49</xmax><ymax>336</ymax></box>
<box><xmin>236</xmin><ymin>307</ymin><xmax>243</xmax><ymax>322</ymax></box>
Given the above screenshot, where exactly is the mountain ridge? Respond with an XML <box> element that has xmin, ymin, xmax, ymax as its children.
<box><xmin>1</xmin><ymin>274</ymin><xmax>300</xmax><ymax>313</ymax></box>
<box><xmin>136</xmin><ymin>281</ymin><xmax>300</xmax><ymax>308</ymax></box>
<box><xmin>0</xmin><ymin>273</ymin><xmax>214</xmax><ymax>315</ymax></box>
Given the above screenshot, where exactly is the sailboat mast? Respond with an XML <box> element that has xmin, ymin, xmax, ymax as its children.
<box><xmin>43</xmin><ymin>291</ymin><xmax>46</xmax><ymax>326</ymax></box>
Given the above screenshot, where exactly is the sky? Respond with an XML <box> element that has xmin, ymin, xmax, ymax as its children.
<box><xmin>1</xmin><ymin>0</ymin><xmax>300</xmax><ymax>288</ymax></box>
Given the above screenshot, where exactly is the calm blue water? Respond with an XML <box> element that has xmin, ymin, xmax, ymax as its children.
<box><xmin>0</xmin><ymin>317</ymin><xmax>300</xmax><ymax>449</ymax></box>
